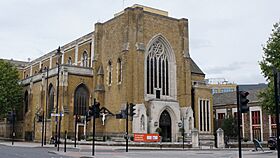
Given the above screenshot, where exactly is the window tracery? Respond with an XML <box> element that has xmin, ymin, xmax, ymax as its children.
<box><xmin>146</xmin><ymin>39</ymin><xmax>169</xmax><ymax>96</ymax></box>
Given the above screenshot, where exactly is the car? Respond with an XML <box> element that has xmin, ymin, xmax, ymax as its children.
<box><xmin>267</xmin><ymin>136</ymin><xmax>277</xmax><ymax>150</ymax></box>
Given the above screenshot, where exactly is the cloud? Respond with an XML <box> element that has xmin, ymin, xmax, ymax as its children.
<box><xmin>205</xmin><ymin>62</ymin><xmax>248</xmax><ymax>74</ymax></box>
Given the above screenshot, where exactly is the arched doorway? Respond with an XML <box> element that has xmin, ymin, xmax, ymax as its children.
<box><xmin>74</xmin><ymin>84</ymin><xmax>89</xmax><ymax>140</ymax></box>
<box><xmin>159</xmin><ymin>110</ymin><xmax>171</xmax><ymax>142</ymax></box>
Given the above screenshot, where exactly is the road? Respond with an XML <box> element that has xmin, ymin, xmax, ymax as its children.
<box><xmin>0</xmin><ymin>142</ymin><xmax>277</xmax><ymax>158</ymax></box>
<box><xmin>0</xmin><ymin>144</ymin><xmax>71</xmax><ymax>158</ymax></box>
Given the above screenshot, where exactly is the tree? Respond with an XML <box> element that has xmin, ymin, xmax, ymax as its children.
<box><xmin>0</xmin><ymin>59</ymin><xmax>23</xmax><ymax>118</ymax></box>
<box><xmin>259</xmin><ymin>21</ymin><xmax>280</xmax><ymax>114</ymax></box>
<box><xmin>221</xmin><ymin>116</ymin><xmax>238</xmax><ymax>139</ymax></box>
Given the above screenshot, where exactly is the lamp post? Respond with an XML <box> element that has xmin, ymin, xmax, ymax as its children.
<box><xmin>55</xmin><ymin>46</ymin><xmax>62</xmax><ymax>149</ymax></box>
<box><xmin>44</xmin><ymin>67</ymin><xmax>49</xmax><ymax>145</ymax></box>
<box><xmin>41</xmin><ymin>73</ymin><xmax>45</xmax><ymax>147</ymax></box>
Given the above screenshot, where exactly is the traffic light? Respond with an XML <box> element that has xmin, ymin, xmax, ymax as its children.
<box><xmin>7</xmin><ymin>112</ymin><xmax>13</xmax><ymax>123</ymax></box>
<box><xmin>129</xmin><ymin>103</ymin><xmax>136</xmax><ymax>117</ymax></box>
<box><xmin>239</xmin><ymin>91</ymin><xmax>249</xmax><ymax>113</ymax></box>
<box><xmin>93</xmin><ymin>102</ymin><xmax>100</xmax><ymax>118</ymax></box>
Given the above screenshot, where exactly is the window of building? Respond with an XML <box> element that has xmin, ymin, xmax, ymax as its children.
<box><xmin>24</xmin><ymin>91</ymin><xmax>29</xmax><ymax>113</ymax></box>
<box><xmin>82</xmin><ymin>51</ymin><xmax>88</xmax><ymax>67</ymax></box>
<box><xmin>108</xmin><ymin>60</ymin><xmax>112</xmax><ymax>85</ymax></box>
<box><xmin>48</xmin><ymin>84</ymin><xmax>54</xmax><ymax>118</ymax></box>
<box><xmin>74</xmin><ymin>84</ymin><xmax>89</xmax><ymax>116</ymax></box>
<box><xmin>252</xmin><ymin>111</ymin><xmax>260</xmax><ymax>125</ymax></box>
<box><xmin>117</xmin><ymin>58</ymin><xmax>122</xmax><ymax>83</ymax></box>
<box><xmin>146</xmin><ymin>39</ymin><xmax>169</xmax><ymax>95</ymax></box>
<box><xmin>199</xmin><ymin>99</ymin><xmax>210</xmax><ymax>132</ymax></box>
<box><xmin>68</xmin><ymin>57</ymin><xmax>72</xmax><ymax>65</ymax></box>
<box><xmin>217</xmin><ymin>113</ymin><xmax>225</xmax><ymax>128</ymax></box>
<box><xmin>270</xmin><ymin>115</ymin><xmax>277</xmax><ymax>137</ymax></box>
<box><xmin>251</xmin><ymin>111</ymin><xmax>261</xmax><ymax>141</ymax></box>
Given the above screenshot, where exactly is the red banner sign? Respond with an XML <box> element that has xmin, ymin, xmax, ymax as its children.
<box><xmin>134</xmin><ymin>133</ymin><xmax>160</xmax><ymax>142</ymax></box>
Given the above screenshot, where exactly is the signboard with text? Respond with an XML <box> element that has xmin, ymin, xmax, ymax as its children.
<box><xmin>134</xmin><ymin>133</ymin><xmax>160</xmax><ymax>142</ymax></box>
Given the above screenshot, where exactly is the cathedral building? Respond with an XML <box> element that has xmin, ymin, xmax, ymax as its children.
<box><xmin>2</xmin><ymin>5</ymin><xmax>213</xmax><ymax>143</ymax></box>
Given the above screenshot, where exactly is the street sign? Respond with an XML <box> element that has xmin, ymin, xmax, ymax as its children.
<box><xmin>134</xmin><ymin>133</ymin><xmax>160</xmax><ymax>142</ymax></box>
<box><xmin>51</xmin><ymin>113</ymin><xmax>64</xmax><ymax>117</ymax></box>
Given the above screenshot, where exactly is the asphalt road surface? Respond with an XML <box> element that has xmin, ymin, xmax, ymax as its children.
<box><xmin>0</xmin><ymin>143</ymin><xmax>278</xmax><ymax>158</ymax></box>
<box><xmin>0</xmin><ymin>144</ymin><xmax>71</xmax><ymax>158</ymax></box>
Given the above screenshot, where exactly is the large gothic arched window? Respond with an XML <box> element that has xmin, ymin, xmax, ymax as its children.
<box><xmin>145</xmin><ymin>35</ymin><xmax>176</xmax><ymax>99</ymax></box>
<box><xmin>48</xmin><ymin>84</ymin><xmax>54</xmax><ymax>118</ymax></box>
<box><xmin>74</xmin><ymin>84</ymin><xmax>89</xmax><ymax>116</ymax></box>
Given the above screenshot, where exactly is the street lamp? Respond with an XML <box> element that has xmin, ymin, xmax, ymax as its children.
<box><xmin>55</xmin><ymin>46</ymin><xmax>62</xmax><ymax>149</ymax></box>
<box><xmin>44</xmin><ymin>67</ymin><xmax>49</xmax><ymax>145</ymax></box>
<box><xmin>41</xmin><ymin>73</ymin><xmax>45</xmax><ymax>147</ymax></box>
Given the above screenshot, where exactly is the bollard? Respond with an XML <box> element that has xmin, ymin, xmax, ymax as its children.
<box><xmin>64</xmin><ymin>131</ymin><xmax>67</xmax><ymax>152</ymax></box>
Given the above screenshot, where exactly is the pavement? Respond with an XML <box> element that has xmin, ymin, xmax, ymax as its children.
<box><xmin>0</xmin><ymin>140</ymin><xmax>276</xmax><ymax>158</ymax></box>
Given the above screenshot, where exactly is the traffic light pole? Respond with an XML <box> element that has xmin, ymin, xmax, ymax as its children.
<box><xmin>273</xmin><ymin>69</ymin><xmax>280</xmax><ymax>158</ymax></box>
<box><xmin>92</xmin><ymin>115</ymin><xmax>96</xmax><ymax>156</ymax></box>
<box><xmin>74</xmin><ymin>115</ymin><xmax>77</xmax><ymax>147</ymax></box>
<box><xmin>236</xmin><ymin>86</ymin><xmax>242</xmax><ymax>158</ymax></box>
<box><xmin>126</xmin><ymin>102</ymin><xmax>128</xmax><ymax>152</ymax></box>
<box><xmin>92</xmin><ymin>98</ymin><xmax>96</xmax><ymax>156</ymax></box>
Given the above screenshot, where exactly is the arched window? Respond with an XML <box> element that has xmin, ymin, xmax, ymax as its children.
<box><xmin>82</xmin><ymin>51</ymin><xmax>88</xmax><ymax>67</ymax></box>
<box><xmin>68</xmin><ymin>57</ymin><xmax>72</xmax><ymax>65</ymax></box>
<box><xmin>146</xmin><ymin>36</ymin><xmax>175</xmax><ymax>98</ymax></box>
<box><xmin>117</xmin><ymin>58</ymin><xmax>122</xmax><ymax>83</ymax></box>
<box><xmin>74</xmin><ymin>84</ymin><xmax>89</xmax><ymax>116</ymax></box>
<box><xmin>24</xmin><ymin>91</ymin><xmax>29</xmax><ymax>113</ymax></box>
<box><xmin>48</xmin><ymin>84</ymin><xmax>54</xmax><ymax>118</ymax></box>
<box><xmin>108</xmin><ymin>60</ymin><xmax>112</xmax><ymax>85</ymax></box>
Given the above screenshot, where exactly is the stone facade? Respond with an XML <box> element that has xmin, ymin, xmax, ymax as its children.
<box><xmin>1</xmin><ymin>5</ymin><xmax>213</xmax><ymax>143</ymax></box>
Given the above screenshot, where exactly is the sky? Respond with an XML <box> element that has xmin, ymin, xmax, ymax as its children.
<box><xmin>0</xmin><ymin>0</ymin><xmax>279</xmax><ymax>84</ymax></box>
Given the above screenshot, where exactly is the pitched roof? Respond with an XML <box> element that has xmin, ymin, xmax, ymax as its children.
<box><xmin>213</xmin><ymin>88</ymin><xmax>266</xmax><ymax>106</ymax></box>
<box><xmin>27</xmin><ymin>32</ymin><xmax>93</xmax><ymax>66</ymax></box>
<box><xmin>239</xmin><ymin>83</ymin><xmax>267</xmax><ymax>91</ymax></box>
<box><xmin>2</xmin><ymin>59</ymin><xmax>29</xmax><ymax>68</ymax></box>
<box><xmin>190</xmin><ymin>58</ymin><xmax>204</xmax><ymax>75</ymax></box>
